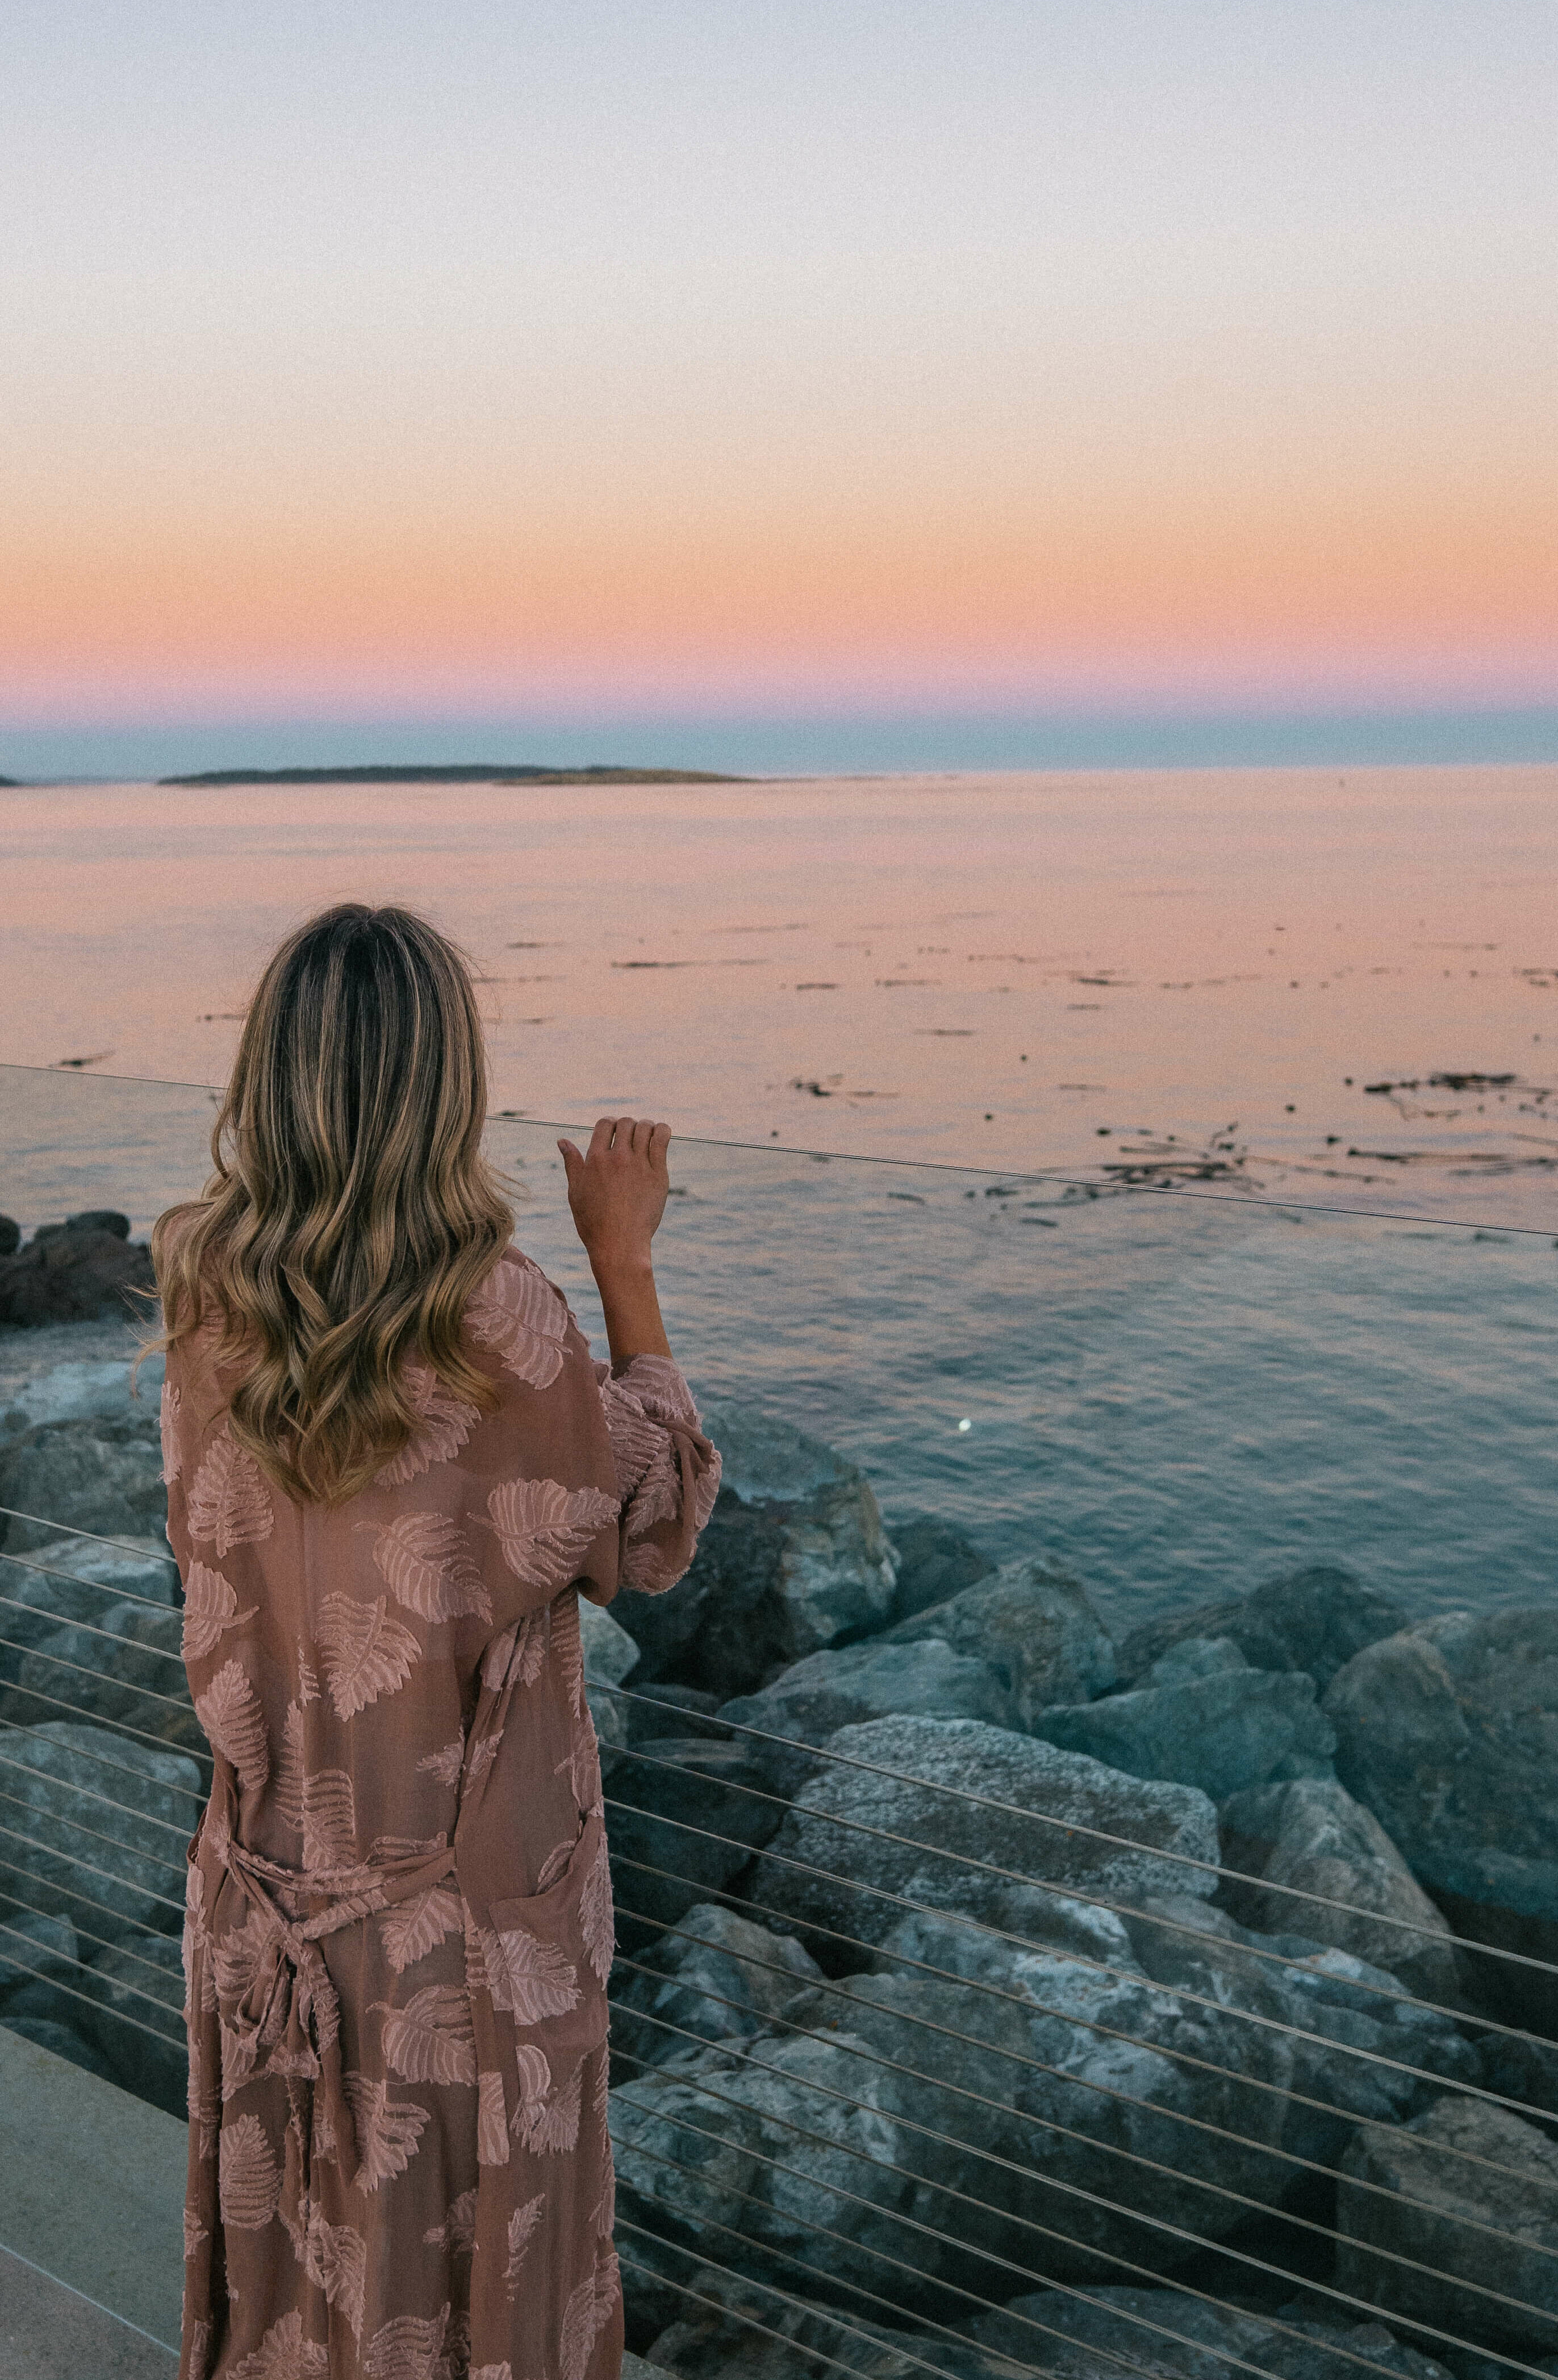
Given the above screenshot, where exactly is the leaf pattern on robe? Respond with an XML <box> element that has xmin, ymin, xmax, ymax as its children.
<box><xmin>550</xmin><ymin>1589</ymin><xmax>586</xmax><ymax>1717</ymax></box>
<box><xmin>560</xmin><ymin>2254</ymin><xmax>621</xmax><ymax>2380</ymax></box>
<box><xmin>301</xmin><ymin>1767</ymin><xmax>358</xmax><ymax>1869</ymax></box>
<box><xmin>219</xmin><ymin>2112</ymin><xmax>282</xmax><ymax>2230</ymax></box>
<box><xmin>484</xmin><ymin>1477</ymin><xmax>618</xmax><ymax>1594</ymax></box>
<box><xmin>274</xmin><ymin>1702</ymin><xmax>306</xmax><ymax>1832</ymax></box>
<box><xmin>503</xmin><ymin>2192</ymin><xmax>545</xmax><ymax>2299</ymax></box>
<box><xmin>417</xmin><ymin>1733</ymin><xmax>466</xmax><ymax>1788</ymax></box>
<box><xmin>362</xmin><ymin>2302</ymin><xmax>452</xmax><ymax>2380</ymax></box>
<box><xmin>468</xmin><ymin>1255</ymin><xmax>569</xmax><ymax>1390</ymax></box>
<box><xmin>187</xmin><ymin>2319</ymin><xmax>213</xmax><ymax>2380</ymax></box>
<box><xmin>579</xmin><ymin>1828</ymin><xmax>615</xmax><ymax>1985</ymax></box>
<box><xmin>490</xmin><ymin>1919</ymin><xmax>580</xmax><ymax>2025</ymax></box>
<box><xmin>298</xmin><ymin>1654</ymin><xmax>321</xmax><ymax>1705</ymax></box>
<box><xmin>592</xmin><ymin>2049</ymin><xmax>616</xmax><ymax>2239</ymax></box>
<box><xmin>181</xmin><ymin>1559</ymin><xmax>257</xmax><ymax>1663</ymax></box>
<box><xmin>231</xmin><ymin>2310</ymin><xmax>331</xmax><ymax>2379</ymax></box>
<box><xmin>467</xmin><ymin>1730</ymin><xmax>502</xmax><ymax>1780</ymax></box>
<box><xmin>379</xmin><ymin>1884</ymin><xmax>463</xmax><ymax>1974</ymax></box>
<box><xmin>159</xmin><ymin>1379</ymin><xmax>182</xmax><ymax>1485</ymax></box>
<box><xmin>533</xmin><ymin>1832</ymin><xmax>575</xmax><ymax>1894</ymax></box>
<box><xmin>183</xmin><ymin>2206</ymin><xmax>208</xmax><ymax>2258</ymax></box>
<box><xmin>622</xmin><ymin>1535</ymin><xmax>680</xmax><ymax>1594</ymax></box>
<box><xmin>374</xmin><ymin>1984</ymin><xmax>478</xmax><ymax>2085</ymax></box>
<box><xmin>304</xmin><ymin>2206</ymin><xmax>367</xmax><ymax>2340</ymax></box>
<box><xmin>374</xmin><ymin>1364</ymin><xmax>482</xmax><ymax>1488</ymax></box>
<box><xmin>476</xmin><ymin>2069</ymin><xmax>509</xmax><ymax>2166</ymax></box>
<box><xmin>196</xmin><ymin>1659</ymin><xmax>270</xmax><ymax>1792</ymax></box>
<box><xmin>513</xmin><ymin>2041</ymin><xmax>551</xmax><ymax>2105</ymax></box>
<box><xmin>368</xmin><ymin>1511</ymin><xmax>491</xmax><ymax>1625</ymax></box>
<box><xmin>423</xmin><ymin>2183</ymin><xmax>478</xmax><ymax>2257</ymax></box>
<box><xmin>186</xmin><ymin>1429</ymin><xmax>274</xmax><ymax>1558</ymax></box>
<box><xmin>472</xmin><ymin>2368</ymin><xmax>515</xmax><ymax>2380</ymax></box>
<box><xmin>481</xmin><ymin>1606</ymin><xmax>549</xmax><ymax>1696</ymax></box>
<box><xmin>513</xmin><ymin>2056</ymin><xmax>581</xmax><ymax>2154</ymax></box>
<box><xmin>318</xmin><ymin>1592</ymin><xmax>422</xmax><ymax>1719</ymax></box>
<box><xmin>343</xmin><ymin>2073</ymin><xmax>431</xmax><ymax>2192</ymax></box>
<box><xmin>624</xmin><ymin>1439</ymin><xmax>683</xmax><ymax>1538</ymax></box>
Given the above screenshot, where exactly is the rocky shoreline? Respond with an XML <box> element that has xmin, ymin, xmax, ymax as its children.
<box><xmin>1</xmin><ymin>1245</ymin><xmax>1556</xmax><ymax>2377</ymax></box>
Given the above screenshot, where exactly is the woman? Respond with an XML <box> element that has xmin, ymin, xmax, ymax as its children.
<box><xmin>152</xmin><ymin>904</ymin><xmax>720</xmax><ymax>2380</ymax></box>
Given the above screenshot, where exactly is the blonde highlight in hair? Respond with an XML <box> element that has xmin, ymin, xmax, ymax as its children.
<box><xmin>151</xmin><ymin>904</ymin><xmax>512</xmax><ymax>1506</ymax></box>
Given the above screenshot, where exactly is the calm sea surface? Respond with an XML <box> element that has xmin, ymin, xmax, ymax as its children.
<box><xmin>2</xmin><ymin>766</ymin><xmax>1555</xmax><ymax>1635</ymax></box>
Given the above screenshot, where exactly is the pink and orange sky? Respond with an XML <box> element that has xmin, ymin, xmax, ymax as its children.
<box><xmin>3</xmin><ymin>1</ymin><xmax>1555</xmax><ymax>774</ymax></box>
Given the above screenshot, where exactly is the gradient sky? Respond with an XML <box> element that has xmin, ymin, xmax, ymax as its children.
<box><xmin>3</xmin><ymin>1</ymin><xmax>1556</xmax><ymax>764</ymax></box>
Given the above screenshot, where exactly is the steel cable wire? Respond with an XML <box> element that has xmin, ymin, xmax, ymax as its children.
<box><xmin>0</xmin><ymin>1943</ymin><xmax>183</xmax><ymax>2046</ymax></box>
<box><xmin>612</xmin><ymin>1848</ymin><xmax>1553</xmax><ymax>2265</ymax></box>
<box><xmin>0</xmin><ymin>1707</ymin><xmax>206</xmax><ymax>1796</ymax></box>
<box><xmin>0</xmin><ymin>1746</ymin><xmax>193</xmax><ymax>1839</ymax></box>
<box><xmin>614</xmin><ymin>1997</ymin><xmax>1552</xmax><ymax>2380</ymax></box>
<box><xmin>0</xmin><ymin>1506</ymin><xmax>178</xmax><ymax>1567</ymax></box>
<box><xmin>0</xmin><ymin>1541</ymin><xmax>181</xmax><ymax>1617</ymax></box>
<box><xmin>601</xmin><ymin>1792</ymin><xmax>1553</xmax><ymax>2189</ymax></box>
<box><xmin>0</xmin><ymin>1874</ymin><xmax>185</xmax><ymax>1978</ymax></box>
<box><xmin>0</xmin><ymin>1585</ymin><xmax>187</xmax><ymax>1668</ymax></box>
<box><xmin>605</xmin><ymin>1680</ymin><xmax>1558</xmax><ymax>1987</ymax></box>
<box><xmin>614</xmin><ymin>2246</ymin><xmax>926</xmax><ymax>2380</ymax></box>
<box><xmin>0</xmin><ymin>1920</ymin><xmax>182</xmax><ymax>2030</ymax></box>
<box><xmin>0</xmin><ymin>1624</ymin><xmax>195</xmax><ymax>1714</ymax></box>
<box><xmin>0</xmin><ymin>1783</ymin><xmax>188</xmax><ymax>1880</ymax></box>
<box><xmin>612</xmin><ymin>1949</ymin><xmax>1557</xmax><ymax>2364</ymax></box>
<box><xmin>0</xmin><ymin>1816</ymin><xmax>188</xmax><ymax>1918</ymax></box>
<box><xmin>610</xmin><ymin>1885</ymin><xmax>1555</xmax><ymax>2305</ymax></box>
<box><xmin>607</xmin><ymin>1719</ymin><xmax>1548</xmax><ymax>2056</ymax></box>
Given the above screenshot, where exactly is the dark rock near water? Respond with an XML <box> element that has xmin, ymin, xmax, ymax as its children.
<box><xmin>717</xmin><ymin>1639</ymin><xmax>1014</xmax><ymax>1801</ymax></box>
<box><xmin>0</xmin><ymin>1411</ymin><xmax>166</xmax><ymax>1553</ymax></box>
<box><xmin>0</xmin><ymin>1720</ymin><xmax>202</xmax><ymax>1938</ymax></box>
<box><xmin>8</xmin><ymin>1595</ymin><xmax>196</xmax><ymax>1749</ymax></box>
<box><xmin>0</xmin><ymin>1218</ymin><xmax>154</xmax><ymax>1327</ymax></box>
<box><xmin>611</xmin><ymin>1901</ymin><xmax>825</xmax><ymax>2075</ymax></box>
<box><xmin>1119</xmin><ymin>1565</ymin><xmax>1407</xmax><ymax>1696</ymax></box>
<box><xmin>1219</xmin><ymin>1776</ymin><xmax>1459</xmax><ymax>2006</ymax></box>
<box><xmin>886</xmin><ymin>1557</ymin><xmax>1118</xmax><ymax>1728</ymax></box>
<box><xmin>748</xmin><ymin>1715</ymin><xmax>1219</xmax><ymax>1954</ymax></box>
<box><xmin>1337</xmin><ymin>2095</ymin><xmax>1558</xmax><ymax>2361</ymax></box>
<box><xmin>881</xmin><ymin>1510</ymin><xmax>996</xmax><ymax>1625</ymax></box>
<box><xmin>964</xmin><ymin>2283</ymin><xmax>1459</xmax><ymax>2378</ymax></box>
<box><xmin>0</xmin><ymin>1215</ymin><xmax>19</xmax><ymax>1258</ymax></box>
<box><xmin>610</xmin><ymin>1406</ymin><xmax>897</xmax><ymax>1698</ymax></box>
<box><xmin>0</xmin><ymin>1910</ymin><xmax>82</xmax><ymax>2013</ymax></box>
<box><xmin>81</xmin><ymin>1932</ymin><xmax>186</xmax><ymax>2116</ymax></box>
<box><xmin>609</xmin><ymin>1738</ymin><xmax>783</xmax><ymax>1944</ymax></box>
<box><xmin>1036</xmin><ymin>1643</ymin><xmax>1335</xmax><ymax>1803</ymax></box>
<box><xmin>1325</xmin><ymin>1607</ymin><xmax>1558</xmax><ymax>2023</ymax></box>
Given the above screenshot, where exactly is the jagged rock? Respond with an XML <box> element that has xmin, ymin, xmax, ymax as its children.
<box><xmin>647</xmin><ymin>2277</ymin><xmax>1014</xmax><ymax>2380</ymax></box>
<box><xmin>609</xmin><ymin>1739</ymin><xmax>784</xmax><ymax>1944</ymax></box>
<box><xmin>882</xmin><ymin>1511</ymin><xmax>995</xmax><ymax>1625</ymax></box>
<box><xmin>1119</xmin><ymin>1565</ymin><xmax>1407</xmax><ymax>1694</ymax></box>
<box><xmin>1122</xmin><ymin>1893</ymin><xmax>1476</xmax><ymax>2170</ymax></box>
<box><xmin>1336</xmin><ymin>2095</ymin><xmax>1558</xmax><ymax>2361</ymax></box>
<box><xmin>0</xmin><ymin>1412</ymin><xmax>166</xmax><ymax>1554</ymax></box>
<box><xmin>9</xmin><ymin>1596</ymin><xmax>191</xmax><ymax>1742</ymax></box>
<box><xmin>1036</xmin><ymin>1644</ymin><xmax>1335</xmax><ymax>1803</ymax></box>
<box><xmin>1219</xmin><ymin>1776</ymin><xmax>1459</xmax><ymax>2005</ymax></box>
<box><xmin>717</xmin><ymin>1639</ymin><xmax>1014</xmax><ymax>1802</ymax></box>
<box><xmin>0</xmin><ymin>1221</ymin><xmax>155</xmax><ymax>1328</ymax></box>
<box><xmin>964</xmin><ymin>2283</ymin><xmax>1459</xmax><ymax>2377</ymax></box>
<box><xmin>0</xmin><ymin>1721</ymin><xmax>203</xmax><ymax>1939</ymax></box>
<box><xmin>1325</xmin><ymin>1608</ymin><xmax>1558</xmax><ymax>2023</ymax></box>
<box><xmin>626</xmin><ymin>1684</ymin><xmax>729</xmax><ymax>1744</ymax></box>
<box><xmin>610</xmin><ymin>1407</ymin><xmax>897</xmax><ymax>1698</ymax></box>
<box><xmin>886</xmin><ymin>1559</ymin><xmax>1117</xmax><ymax>1729</ymax></box>
<box><xmin>1</xmin><ymin>2016</ymin><xmax>119</xmax><ymax>2085</ymax></box>
<box><xmin>748</xmin><ymin>1717</ymin><xmax>1219</xmax><ymax>1954</ymax></box>
<box><xmin>0</xmin><ymin>1910</ymin><xmax>81</xmax><ymax>2016</ymax></box>
<box><xmin>611</xmin><ymin>1902</ymin><xmax>826</xmax><ymax>2074</ymax></box>
<box><xmin>81</xmin><ymin>1932</ymin><xmax>186</xmax><ymax>2116</ymax></box>
<box><xmin>0</xmin><ymin>1535</ymin><xmax>179</xmax><ymax>1710</ymax></box>
<box><xmin>580</xmin><ymin>1594</ymin><xmax>641</xmax><ymax>1757</ymax></box>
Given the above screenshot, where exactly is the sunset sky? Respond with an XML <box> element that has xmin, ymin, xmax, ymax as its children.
<box><xmin>3</xmin><ymin>1</ymin><xmax>1555</xmax><ymax>774</ymax></box>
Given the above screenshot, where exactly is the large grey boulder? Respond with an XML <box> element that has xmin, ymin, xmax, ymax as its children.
<box><xmin>611</xmin><ymin>1901</ymin><xmax>825</xmax><ymax>2074</ymax></box>
<box><xmin>0</xmin><ymin>1412</ymin><xmax>166</xmax><ymax>1553</ymax></box>
<box><xmin>1119</xmin><ymin>1564</ymin><xmax>1407</xmax><ymax>1695</ymax></box>
<box><xmin>1122</xmin><ymin>1893</ymin><xmax>1476</xmax><ymax>2171</ymax></box>
<box><xmin>1337</xmin><ymin>2095</ymin><xmax>1558</xmax><ymax>2362</ymax></box>
<box><xmin>747</xmin><ymin>1717</ymin><xmax>1219</xmax><ymax>1952</ymax></box>
<box><xmin>1324</xmin><ymin>1607</ymin><xmax>1558</xmax><ymax>2022</ymax></box>
<box><xmin>9</xmin><ymin>1597</ymin><xmax>186</xmax><ymax>1736</ymax></box>
<box><xmin>717</xmin><ymin>1638</ymin><xmax>1014</xmax><ymax>1802</ymax></box>
<box><xmin>1036</xmin><ymin>1640</ymin><xmax>1335</xmax><ymax>1803</ymax></box>
<box><xmin>1219</xmin><ymin>1776</ymin><xmax>1459</xmax><ymax>2006</ymax></box>
<box><xmin>580</xmin><ymin>1593</ymin><xmax>641</xmax><ymax>1758</ymax></box>
<box><xmin>609</xmin><ymin>1407</ymin><xmax>898</xmax><ymax>1698</ymax></box>
<box><xmin>0</xmin><ymin>1218</ymin><xmax>155</xmax><ymax>1328</ymax></box>
<box><xmin>608</xmin><ymin>1738</ymin><xmax>784</xmax><ymax>1944</ymax></box>
<box><xmin>0</xmin><ymin>1721</ymin><xmax>202</xmax><ymax>1938</ymax></box>
<box><xmin>881</xmin><ymin>1511</ymin><xmax>996</xmax><ymax>1625</ymax></box>
<box><xmin>886</xmin><ymin>1558</ymin><xmax>1118</xmax><ymax>1729</ymax></box>
<box><xmin>81</xmin><ymin>1931</ymin><xmax>186</xmax><ymax>2116</ymax></box>
<box><xmin>0</xmin><ymin>1910</ymin><xmax>82</xmax><ymax>2017</ymax></box>
<box><xmin>0</xmin><ymin>1534</ymin><xmax>175</xmax><ymax>1692</ymax></box>
<box><xmin>964</xmin><ymin>2283</ymin><xmax>1459</xmax><ymax>2377</ymax></box>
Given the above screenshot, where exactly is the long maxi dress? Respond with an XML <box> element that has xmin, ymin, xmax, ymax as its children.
<box><xmin>163</xmin><ymin>1245</ymin><xmax>721</xmax><ymax>2380</ymax></box>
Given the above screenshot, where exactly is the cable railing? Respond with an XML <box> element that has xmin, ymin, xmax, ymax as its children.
<box><xmin>3</xmin><ymin>1482</ymin><xmax>1556</xmax><ymax>2372</ymax></box>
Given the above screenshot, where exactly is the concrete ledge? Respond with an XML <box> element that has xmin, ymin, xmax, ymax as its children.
<box><xmin>0</xmin><ymin>2026</ymin><xmax>186</xmax><ymax>2350</ymax></box>
<box><xmin>0</xmin><ymin>2244</ymin><xmax>177</xmax><ymax>2379</ymax></box>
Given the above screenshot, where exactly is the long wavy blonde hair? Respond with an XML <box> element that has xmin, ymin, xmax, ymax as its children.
<box><xmin>151</xmin><ymin>904</ymin><xmax>512</xmax><ymax>1506</ymax></box>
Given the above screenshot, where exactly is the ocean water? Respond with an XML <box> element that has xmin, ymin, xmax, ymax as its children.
<box><xmin>1</xmin><ymin>765</ymin><xmax>1555</xmax><ymax>1640</ymax></box>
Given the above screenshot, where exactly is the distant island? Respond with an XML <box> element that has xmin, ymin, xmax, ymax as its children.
<box><xmin>158</xmin><ymin>762</ymin><xmax>749</xmax><ymax>786</ymax></box>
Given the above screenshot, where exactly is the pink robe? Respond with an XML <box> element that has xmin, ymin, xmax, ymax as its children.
<box><xmin>162</xmin><ymin>1245</ymin><xmax>720</xmax><ymax>2380</ymax></box>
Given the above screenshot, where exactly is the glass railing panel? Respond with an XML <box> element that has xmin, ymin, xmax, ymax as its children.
<box><xmin>1</xmin><ymin>1060</ymin><xmax>1555</xmax><ymax>2377</ymax></box>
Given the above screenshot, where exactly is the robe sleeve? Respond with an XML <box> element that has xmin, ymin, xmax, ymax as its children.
<box><xmin>591</xmin><ymin>1354</ymin><xmax>721</xmax><ymax>1601</ymax></box>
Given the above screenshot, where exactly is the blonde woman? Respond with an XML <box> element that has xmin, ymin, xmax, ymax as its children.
<box><xmin>152</xmin><ymin>904</ymin><xmax>720</xmax><ymax>2380</ymax></box>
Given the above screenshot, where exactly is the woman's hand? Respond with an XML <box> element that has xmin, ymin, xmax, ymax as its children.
<box><xmin>558</xmin><ymin>1118</ymin><xmax>675</xmax><ymax>1364</ymax></box>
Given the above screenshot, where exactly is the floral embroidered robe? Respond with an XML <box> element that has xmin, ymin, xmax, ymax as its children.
<box><xmin>163</xmin><ymin>1246</ymin><xmax>720</xmax><ymax>2380</ymax></box>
